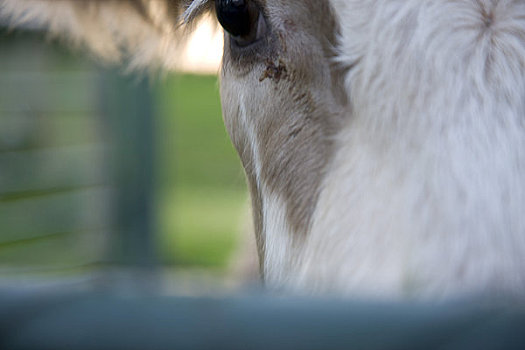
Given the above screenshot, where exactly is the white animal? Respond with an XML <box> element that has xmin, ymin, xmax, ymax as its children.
<box><xmin>2</xmin><ymin>0</ymin><xmax>525</xmax><ymax>300</ymax></box>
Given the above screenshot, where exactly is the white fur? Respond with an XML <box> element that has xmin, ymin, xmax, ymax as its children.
<box><xmin>239</xmin><ymin>93</ymin><xmax>263</xmax><ymax>193</ymax></box>
<box><xmin>262</xmin><ymin>191</ymin><xmax>295</xmax><ymax>290</ymax></box>
<box><xmin>238</xmin><ymin>93</ymin><xmax>295</xmax><ymax>290</ymax></box>
<box><xmin>286</xmin><ymin>0</ymin><xmax>525</xmax><ymax>299</ymax></box>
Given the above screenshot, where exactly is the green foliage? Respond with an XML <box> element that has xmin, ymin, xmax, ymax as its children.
<box><xmin>154</xmin><ymin>74</ymin><xmax>248</xmax><ymax>268</ymax></box>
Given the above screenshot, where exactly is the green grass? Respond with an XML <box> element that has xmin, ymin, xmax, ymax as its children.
<box><xmin>154</xmin><ymin>74</ymin><xmax>248</xmax><ymax>268</ymax></box>
<box><xmin>158</xmin><ymin>187</ymin><xmax>248</xmax><ymax>267</ymax></box>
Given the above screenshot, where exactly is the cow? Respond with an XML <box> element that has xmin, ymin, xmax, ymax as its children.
<box><xmin>2</xmin><ymin>0</ymin><xmax>525</xmax><ymax>300</ymax></box>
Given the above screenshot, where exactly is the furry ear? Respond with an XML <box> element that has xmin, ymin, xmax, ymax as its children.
<box><xmin>0</xmin><ymin>0</ymin><xmax>214</xmax><ymax>70</ymax></box>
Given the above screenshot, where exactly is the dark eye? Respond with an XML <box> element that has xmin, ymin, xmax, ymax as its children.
<box><xmin>215</xmin><ymin>0</ymin><xmax>266</xmax><ymax>47</ymax></box>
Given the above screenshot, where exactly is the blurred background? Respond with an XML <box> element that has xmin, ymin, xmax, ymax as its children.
<box><xmin>0</xmin><ymin>18</ymin><xmax>256</xmax><ymax>294</ymax></box>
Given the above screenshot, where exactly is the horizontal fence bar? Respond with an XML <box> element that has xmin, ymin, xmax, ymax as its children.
<box><xmin>0</xmin><ymin>292</ymin><xmax>524</xmax><ymax>350</ymax></box>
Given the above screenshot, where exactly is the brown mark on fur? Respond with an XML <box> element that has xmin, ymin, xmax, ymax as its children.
<box><xmin>259</xmin><ymin>58</ymin><xmax>288</xmax><ymax>83</ymax></box>
<box><xmin>253</xmin><ymin>1</ymin><xmax>345</xmax><ymax>240</ymax></box>
<box><xmin>220</xmin><ymin>0</ymin><xmax>347</xmax><ymax>274</ymax></box>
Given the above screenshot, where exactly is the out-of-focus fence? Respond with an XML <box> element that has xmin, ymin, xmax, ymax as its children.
<box><xmin>0</xmin><ymin>29</ymin><xmax>156</xmax><ymax>287</ymax></box>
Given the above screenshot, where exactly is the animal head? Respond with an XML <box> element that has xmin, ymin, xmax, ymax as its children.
<box><xmin>2</xmin><ymin>0</ymin><xmax>525</xmax><ymax>300</ymax></box>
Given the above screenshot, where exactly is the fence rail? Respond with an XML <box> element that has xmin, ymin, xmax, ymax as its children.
<box><xmin>1</xmin><ymin>292</ymin><xmax>524</xmax><ymax>350</ymax></box>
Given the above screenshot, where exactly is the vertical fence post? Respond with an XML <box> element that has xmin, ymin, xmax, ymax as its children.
<box><xmin>97</xmin><ymin>68</ymin><xmax>158</xmax><ymax>287</ymax></box>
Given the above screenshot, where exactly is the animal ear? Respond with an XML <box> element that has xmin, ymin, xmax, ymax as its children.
<box><xmin>0</xmin><ymin>0</ymin><xmax>213</xmax><ymax>70</ymax></box>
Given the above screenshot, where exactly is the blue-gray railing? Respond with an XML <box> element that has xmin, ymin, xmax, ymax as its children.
<box><xmin>1</xmin><ymin>293</ymin><xmax>525</xmax><ymax>350</ymax></box>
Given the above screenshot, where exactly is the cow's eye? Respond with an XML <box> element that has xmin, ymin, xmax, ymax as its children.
<box><xmin>215</xmin><ymin>0</ymin><xmax>266</xmax><ymax>47</ymax></box>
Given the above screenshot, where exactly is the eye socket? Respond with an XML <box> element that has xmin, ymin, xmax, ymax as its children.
<box><xmin>215</xmin><ymin>0</ymin><xmax>266</xmax><ymax>47</ymax></box>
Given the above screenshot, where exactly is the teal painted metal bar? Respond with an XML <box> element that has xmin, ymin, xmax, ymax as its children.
<box><xmin>1</xmin><ymin>293</ymin><xmax>524</xmax><ymax>350</ymax></box>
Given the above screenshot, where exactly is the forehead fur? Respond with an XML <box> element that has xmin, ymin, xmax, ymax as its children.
<box><xmin>0</xmin><ymin>0</ymin><xmax>213</xmax><ymax>69</ymax></box>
